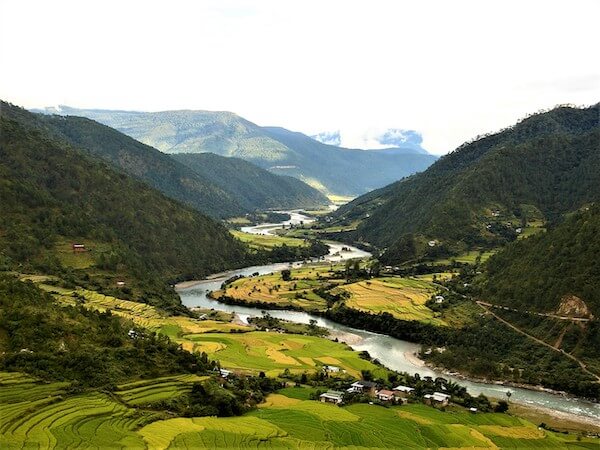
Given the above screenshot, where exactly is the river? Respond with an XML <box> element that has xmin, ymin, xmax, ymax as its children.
<box><xmin>178</xmin><ymin>211</ymin><xmax>600</xmax><ymax>422</ymax></box>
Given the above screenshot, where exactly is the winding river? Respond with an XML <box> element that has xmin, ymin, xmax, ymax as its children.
<box><xmin>178</xmin><ymin>211</ymin><xmax>600</xmax><ymax>422</ymax></box>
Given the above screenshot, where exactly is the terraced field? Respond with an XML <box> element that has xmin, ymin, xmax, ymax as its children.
<box><xmin>38</xmin><ymin>284</ymin><xmax>250</xmax><ymax>347</ymax></box>
<box><xmin>184</xmin><ymin>331</ymin><xmax>387</xmax><ymax>378</ymax></box>
<box><xmin>138</xmin><ymin>393</ymin><xmax>598</xmax><ymax>449</ymax></box>
<box><xmin>115</xmin><ymin>374</ymin><xmax>208</xmax><ymax>406</ymax></box>
<box><xmin>338</xmin><ymin>277</ymin><xmax>443</xmax><ymax>325</ymax></box>
<box><xmin>3</xmin><ymin>373</ymin><xmax>596</xmax><ymax>448</ymax></box>
<box><xmin>0</xmin><ymin>372</ymin><xmax>151</xmax><ymax>449</ymax></box>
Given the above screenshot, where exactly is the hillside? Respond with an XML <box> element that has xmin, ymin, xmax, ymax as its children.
<box><xmin>36</xmin><ymin>106</ymin><xmax>437</xmax><ymax>196</ymax></box>
<box><xmin>332</xmin><ymin>105</ymin><xmax>600</xmax><ymax>263</ymax></box>
<box><xmin>480</xmin><ymin>205</ymin><xmax>600</xmax><ymax>317</ymax></box>
<box><xmin>0</xmin><ymin>102</ymin><xmax>249</xmax><ymax>312</ymax></box>
<box><xmin>5</xmin><ymin>107</ymin><xmax>327</xmax><ymax>218</ymax></box>
<box><xmin>171</xmin><ymin>153</ymin><xmax>328</xmax><ymax>211</ymax></box>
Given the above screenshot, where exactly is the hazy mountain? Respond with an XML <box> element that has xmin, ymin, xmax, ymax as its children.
<box><xmin>332</xmin><ymin>104</ymin><xmax>600</xmax><ymax>263</ymax></box>
<box><xmin>172</xmin><ymin>153</ymin><xmax>328</xmax><ymax>211</ymax></box>
<box><xmin>19</xmin><ymin>109</ymin><xmax>326</xmax><ymax>217</ymax></box>
<box><xmin>35</xmin><ymin>106</ymin><xmax>438</xmax><ymax>196</ymax></box>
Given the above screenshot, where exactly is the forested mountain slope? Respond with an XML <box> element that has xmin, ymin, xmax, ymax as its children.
<box><xmin>172</xmin><ymin>153</ymin><xmax>328</xmax><ymax>210</ymax></box>
<box><xmin>0</xmin><ymin>102</ymin><xmax>249</xmax><ymax>311</ymax></box>
<box><xmin>333</xmin><ymin>105</ymin><xmax>600</xmax><ymax>263</ymax></box>
<box><xmin>36</xmin><ymin>106</ymin><xmax>437</xmax><ymax>196</ymax></box>
<box><xmin>480</xmin><ymin>205</ymin><xmax>600</xmax><ymax>317</ymax></box>
<box><xmin>5</xmin><ymin>105</ymin><xmax>327</xmax><ymax>217</ymax></box>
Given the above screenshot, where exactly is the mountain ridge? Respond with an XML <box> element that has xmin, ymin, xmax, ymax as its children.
<box><xmin>34</xmin><ymin>106</ymin><xmax>438</xmax><ymax>196</ymax></box>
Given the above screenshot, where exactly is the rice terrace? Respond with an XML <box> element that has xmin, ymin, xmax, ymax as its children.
<box><xmin>1</xmin><ymin>373</ymin><xmax>597</xmax><ymax>449</ymax></box>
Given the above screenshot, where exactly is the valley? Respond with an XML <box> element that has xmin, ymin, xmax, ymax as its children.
<box><xmin>1</xmin><ymin>102</ymin><xmax>599</xmax><ymax>449</ymax></box>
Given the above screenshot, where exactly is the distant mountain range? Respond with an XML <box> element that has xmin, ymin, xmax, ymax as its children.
<box><xmin>16</xmin><ymin>107</ymin><xmax>327</xmax><ymax>218</ymax></box>
<box><xmin>331</xmin><ymin>104</ymin><xmax>600</xmax><ymax>263</ymax></box>
<box><xmin>35</xmin><ymin>106</ymin><xmax>437</xmax><ymax>196</ymax></box>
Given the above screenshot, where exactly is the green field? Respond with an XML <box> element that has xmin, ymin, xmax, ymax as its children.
<box><xmin>3</xmin><ymin>374</ymin><xmax>597</xmax><ymax>448</ymax></box>
<box><xmin>137</xmin><ymin>392</ymin><xmax>598</xmax><ymax>449</ymax></box>
<box><xmin>183</xmin><ymin>331</ymin><xmax>386</xmax><ymax>378</ymax></box>
<box><xmin>115</xmin><ymin>374</ymin><xmax>209</xmax><ymax>406</ymax></box>
<box><xmin>0</xmin><ymin>372</ymin><xmax>151</xmax><ymax>449</ymax></box>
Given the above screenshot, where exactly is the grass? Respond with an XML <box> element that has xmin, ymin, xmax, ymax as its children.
<box><xmin>183</xmin><ymin>331</ymin><xmax>387</xmax><ymax>378</ymax></box>
<box><xmin>137</xmin><ymin>391</ymin><xmax>598</xmax><ymax>449</ymax></box>
<box><xmin>230</xmin><ymin>230</ymin><xmax>308</xmax><ymax>250</ymax></box>
<box><xmin>338</xmin><ymin>277</ymin><xmax>443</xmax><ymax>325</ymax></box>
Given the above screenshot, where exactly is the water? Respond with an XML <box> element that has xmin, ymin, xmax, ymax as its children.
<box><xmin>178</xmin><ymin>212</ymin><xmax>600</xmax><ymax>422</ymax></box>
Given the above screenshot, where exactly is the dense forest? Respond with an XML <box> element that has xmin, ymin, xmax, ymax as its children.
<box><xmin>4</xmin><ymin>103</ymin><xmax>326</xmax><ymax>218</ymax></box>
<box><xmin>172</xmin><ymin>152</ymin><xmax>328</xmax><ymax>211</ymax></box>
<box><xmin>0</xmin><ymin>275</ymin><xmax>213</xmax><ymax>386</ymax></box>
<box><xmin>331</xmin><ymin>105</ymin><xmax>600</xmax><ymax>263</ymax></box>
<box><xmin>0</xmin><ymin>103</ymin><xmax>250</xmax><ymax>312</ymax></box>
<box><xmin>480</xmin><ymin>205</ymin><xmax>600</xmax><ymax>316</ymax></box>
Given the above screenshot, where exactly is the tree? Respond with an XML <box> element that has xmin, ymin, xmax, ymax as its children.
<box><xmin>281</xmin><ymin>269</ymin><xmax>292</xmax><ymax>281</ymax></box>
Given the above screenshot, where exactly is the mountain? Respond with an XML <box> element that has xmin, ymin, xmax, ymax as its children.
<box><xmin>172</xmin><ymin>153</ymin><xmax>328</xmax><ymax>211</ymax></box>
<box><xmin>260</xmin><ymin>127</ymin><xmax>437</xmax><ymax>195</ymax></box>
<box><xmin>11</xmin><ymin>110</ymin><xmax>326</xmax><ymax>218</ymax></box>
<box><xmin>481</xmin><ymin>204</ymin><xmax>600</xmax><ymax>317</ymax></box>
<box><xmin>0</xmin><ymin>102</ymin><xmax>249</xmax><ymax>312</ymax></box>
<box><xmin>35</xmin><ymin>106</ymin><xmax>438</xmax><ymax>196</ymax></box>
<box><xmin>332</xmin><ymin>104</ymin><xmax>600</xmax><ymax>263</ymax></box>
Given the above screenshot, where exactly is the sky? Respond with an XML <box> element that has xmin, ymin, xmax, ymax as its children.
<box><xmin>1</xmin><ymin>0</ymin><xmax>598</xmax><ymax>155</ymax></box>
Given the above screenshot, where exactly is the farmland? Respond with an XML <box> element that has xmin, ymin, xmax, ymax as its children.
<box><xmin>336</xmin><ymin>277</ymin><xmax>442</xmax><ymax>325</ymax></box>
<box><xmin>213</xmin><ymin>266</ymin><xmax>445</xmax><ymax>326</ymax></box>
<box><xmin>36</xmin><ymin>279</ymin><xmax>383</xmax><ymax>379</ymax></box>
<box><xmin>182</xmin><ymin>331</ymin><xmax>387</xmax><ymax>378</ymax></box>
<box><xmin>137</xmin><ymin>391</ymin><xmax>599</xmax><ymax>449</ymax></box>
<box><xmin>230</xmin><ymin>230</ymin><xmax>308</xmax><ymax>250</ymax></box>
<box><xmin>212</xmin><ymin>264</ymin><xmax>344</xmax><ymax>310</ymax></box>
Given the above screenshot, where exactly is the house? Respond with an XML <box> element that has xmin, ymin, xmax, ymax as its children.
<box><xmin>376</xmin><ymin>389</ymin><xmax>395</xmax><ymax>402</ymax></box>
<box><xmin>347</xmin><ymin>380</ymin><xmax>377</xmax><ymax>396</ymax></box>
<box><xmin>219</xmin><ymin>368</ymin><xmax>231</xmax><ymax>378</ymax></box>
<box><xmin>322</xmin><ymin>365</ymin><xmax>340</xmax><ymax>373</ymax></box>
<box><xmin>320</xmin><ymin>390</ymin><xmax>344</xmax><ymax>405</ymax></box>
<box><xmin>424</xmin><ymin>392</ymin><xmax>450</xmax><ymax>406</ymax></box>
<box><xmin>72</xmin><ymin>243</ymin><xmax>86</xmax><ymax>252</ymax></box>
<box><xmin>469</xmin><ymin>407</ymin><xmax>478</xmax><ymax>413</ymax></box>
<box><xmin>515</xmin><ymin>227</ymin><xmax>523</xmax><ymax>234</ymax></box>
<box><xmin>116</xmin><ymin>281</ymin><xmax>125</xmax><ymax>287</ymax></box>
<box><xmin>435</xmin><ymin>295</ymin><xmax>445</xmax><ymax>304</ymax></box>
<box><xmin>428</xmin><ymin>240</ymin><xmax>437</xmax><ymax>247</ymax></box>
<box><xmin>393</xmin><ymin>385</ymin><xmax>415</xmax><ymax>398</ymax></box>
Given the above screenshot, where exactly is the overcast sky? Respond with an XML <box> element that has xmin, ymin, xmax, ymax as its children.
<box><xmin>1</xmin><ymin>0</ymin><xmax>598</xmax><ymax>154</ymax></box>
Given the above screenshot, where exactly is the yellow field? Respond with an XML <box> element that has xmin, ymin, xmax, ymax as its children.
<box><xmin>37</xmin><ymin>283</ymin><xmax>251</xmax><ymax>353</ymax></box>
<box><xmin>338</xmin><ymin>277</ymin><xmax>444</xmax><ymax>325</ymax></box>
<box><xmin>213</xmin><ymin>264</ymin><xmax>344</xmax><ymax>310</ymax></box>
<box><xmin>230</xmin><ymin>230</ymin><xmax>308</xmax><ymax>250</ymax></box>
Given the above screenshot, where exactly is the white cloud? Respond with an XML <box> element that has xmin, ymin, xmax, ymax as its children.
<box><xmin>1</xmin><ymin>0</ymin><xmax>598</xmax><ymax>155</ymax></box>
